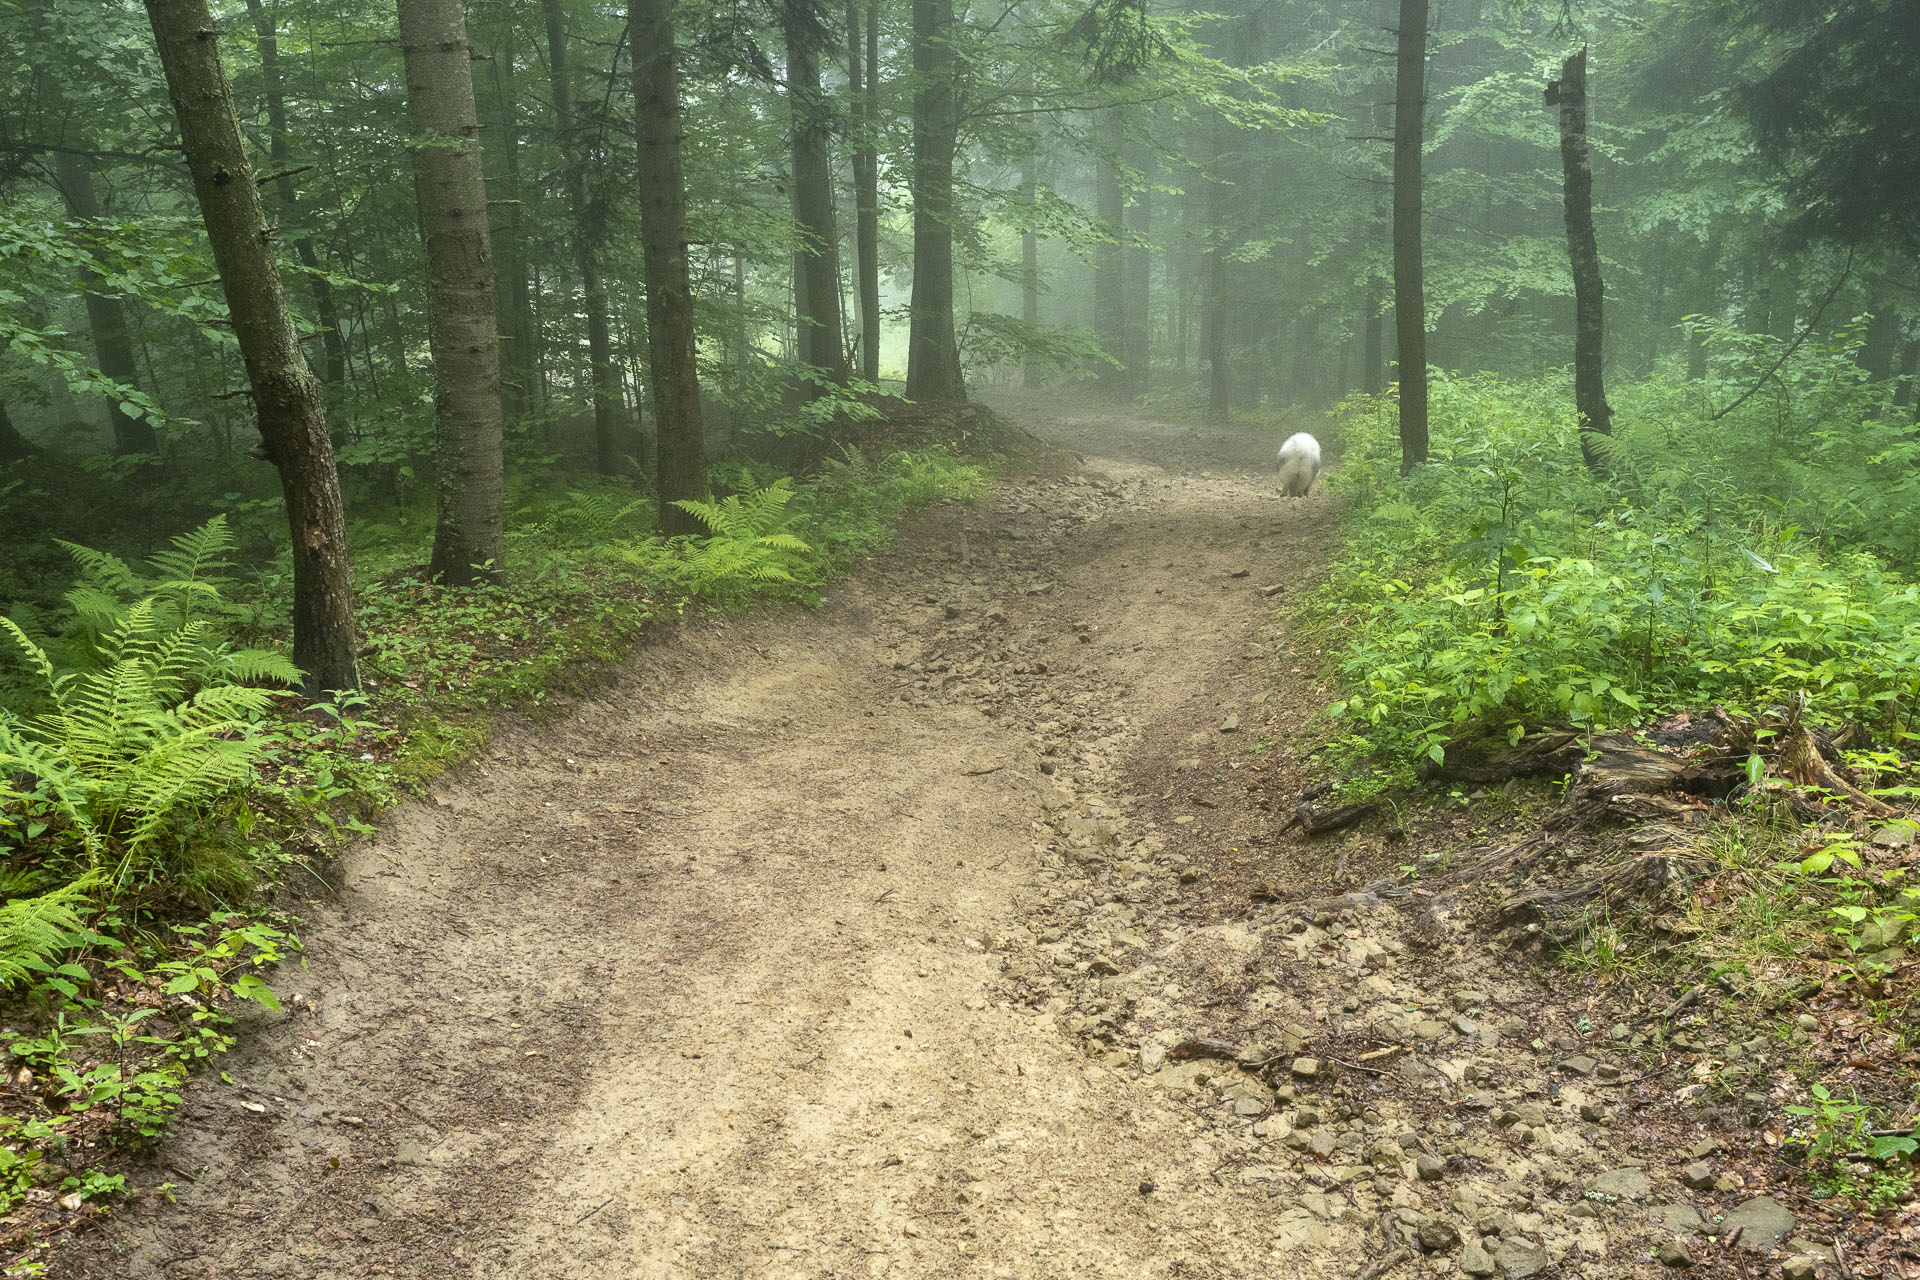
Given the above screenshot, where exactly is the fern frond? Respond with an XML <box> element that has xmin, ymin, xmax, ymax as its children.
<box><xmin>146</xmin><ymin>514</ymin><xmax>233</xmax><ymax>584</ymax></box>
<box><xmin>0</xmin><ymin>878</ymin><xmax>97</xmax><ymax>990</ymax></box>
<box><xmin>210</xmin><ymin>648</ymin><xmax>301</xmax><ymax>688</ymax></box>
<box><xmin>0</xmin><ymin>617</ymin><xmax>56</xmax><ymax>689</ymax></box>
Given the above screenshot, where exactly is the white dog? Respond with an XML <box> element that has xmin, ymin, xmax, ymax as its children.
<box><xmin>1276</xmin><ymin>432</ymin><xmax>1322</xmax><ymax>497</ymax></box>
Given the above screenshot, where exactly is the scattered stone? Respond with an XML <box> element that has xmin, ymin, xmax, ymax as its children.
<box><xmin>1579</xmin><ymin>1101</ymin><xmax>1607</xmax><ymax>1122</ymax></box>
<box><xmin>1591</xmin><ymin>1168</ymin><xmax>1652</xmax><ymax>1201</ymax></box>
<box><xmin>1492</xmin><ymin>1237</ymin><xmax>1550</xmax><ymax>1278</ymax></box>
<box><xmin>1290</xmin><ymin>1057</ymin><xmax>1320</xmax><ymax>1079</ymax></box>
<box><xmin>1795</xmin><ymin>1014</ymin><xmax>1819</xmax><ymax>1032</ymax></box>
<box><xmin>1416</xmin><ymin>1214</ymin><xmax>1461</xmax><ymax>1252</ymax></box>
<box><xmin>1680</xmin><ymin>1161</ymin><xmax>1715</xmax><ymax>1190</ymax></box>
<box><xmin>1460</xmin><ymin>1091</ymin><xmax>1494</xmax><ymax>1110</ymax></box>
<box><xmin>1656</xmin><ymin>1240</ymin><xmax>1692</xmax><ymax>1267</ymax></box>
<box><xmin>1454</xmin><ymin>1015</ymin><xmax>1480</xmax><ymax>1036</ymax></box>
<box><xmin>1558</xmin><ymin>1055</ymin><xmax>1598</xmax><ymax>1076</ymax></box>
<box><xmin>1452</xmin><ymin>990</ymin><xmax>1488</xmax><ymax>1012</ymax></box>
<box><xmin>1720</xmin><ymin>1196</ymin><xmax>1795</xmax><ymax>1251</ymax></box>
<box><xmin>1458</xmin><ymin>1240</ymin><xmax>1496</xmax><ymax>1277</ymax></box>
<box><xmin>1870</xmin><ymin>822</ymin><xmax>1915</xmax><ymax>849</ymax></box>
<box><xmin>1649</xmin><ymin>1203</ymin><xmax>1703</xmax><ymax>1234</ymax></box>
<box><xmin>1781</xmin><ymin>1260</ymin><xmax>1817</xmax><ymax>1280</ymax></box>
<box><xmin>1219</xmin><ymin>713</ymin><xmax>1240</xmax><ymax>733</ymax></box>
<box><xmin>1416</xmin><ymin>1154</ymin><xmax>1446</xmax><ymax>1182</ymax></box>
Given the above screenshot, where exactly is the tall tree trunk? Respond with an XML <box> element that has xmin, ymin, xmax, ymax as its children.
<box><xmin>1020</xmin><ymin>132</ymin><xmax>1041</xmax><ymax>389</ymax></box>
<box><xmin>543</xmin><ymin>0</ymin><xmax>624</xmax><ymax>474</ymax></box>
<box><xmin>144</xmin><ymin>0</ymin><xmax>360</xmax><ymax>694</ymax></box>
<box><xmin>785</xmin><ymin>9</ymin><xmax>849</xmax><ymax>391</ymax></box>
<box><xmin>1205</xmin><ymin>243</ymin><xmax>1228</xmax><ymax>423</ymax></box>
<box><xmin>1861</xmin><ymin>302</ymin><xmax>1898</xmax><ymax>382</ymax></box>
<box><xmin>1391</xmin><ymin>0</ymin><xmax>1429</xmax><ymax>473</ymax></box>
<box><xmin>1893</xmin><ymin>339</ymin><xmax>1919</xmax><ymax>409</ymax></box>
<box><xmin>1548</xmin><ymin>47</ymin><xmax>1612</xmax><ymax>470</ymax></box>
<box><xmin>242</xmin><ymin>0</ymin><xmax>347</xmax><ymax>386</ymax></box>
<box><xmin>1124</xmin><ymin>154</ymin><xmax>1152</xmax><ymax>391</ymax></box>
<box><xmin>487</xmin><ymin>39</ymin><xmax>536</xmax><ymax>424</ymax></box>
<box><xmin>904</xmin><ymin>0</ymin><xmax>965</xmax><ymax>403</ymax></box>
<box><xmin>847</xmin><ymin>0</ymin><xmax>881</xmax><ymax>383</ymax></box>
<box><xmin>1093</xmin><ymin>116</ymin><xmax>1126</xmax><ymax>392</ymax></box>
<box><xmin>398</xmin><ymin>0</ymin><xmax>507</xmax><ymax>584</ymax></box>
<box><xmin>1362</xmin><ymin>283</ymin><xmax>1383</xmax><ymax>394</ymax></box>
<box><xmin>631</xmin><ymin>0</ymin><xmax>708</xmax><ymax>534</ymax></box>
<box><xmin>50</xmin><ymin>150</ymin><xmax>160</xmax><ymax>458</ymax></box>
<box><xmin>0</xmin><ymin>397</ymin><xmax>38</xmax><ymax>461</ymax></box>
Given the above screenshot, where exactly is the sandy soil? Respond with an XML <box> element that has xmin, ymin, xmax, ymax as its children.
<box><xmin>68</xmin><ymin>406</ymin><xmax>1723</xmax><ymax>1280</ymax></box>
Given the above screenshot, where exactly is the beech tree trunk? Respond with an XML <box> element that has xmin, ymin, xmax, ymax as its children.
<box><xmin>543</xmin><ymin>0</ymin><xmax>624</xmax><ymax>474</ymax></box>
<box><xmin>487</xmin><ymin>41</ymin><xmax>537</xmax><ymax>424</ymax></box>
<box><xmin>242</xmin><ymin>0</ymin><xmax>347</xmax><ymax>386</ymax></box>
<box><xmin>904</xmin><ymin>0</ymin><xmax>965</xmax><ymax>403</ymax></box>
<box><xmin>847</xmin><ymin>0</ymin><xmax>881</xmax><ymax>383</ymax></box>
<box><xmin>1549</xmin><ymin>47</ymin><xmax>1612</xmax><ymax>470</ymax></box>
<box><xmin>785</xmin><ymin>7</ymin><xmax>849</xmax><ymax>391</ymax></box>
<box><xmin>1093</xmin><ymin>117</ymin><xmax>1126</xmax><ymax>392</ymax></box>
<box><xmin>398</xmin><ymin>0</ymin><xmax>507</xmax><ymax>584</ymax></box>
<box><xmin>1391</xmin><ymin>0</ymin><xmax>1429</xmax><ymax>473</ymax></box>
<box><xmin>631</xmin><ymin>0</ymin><xmax>708</xmax><ymax>534</ymax></box>
<box><xmin>144</xmin><ymin>0</ymin><xmax>360</xmax><ymax>694</ymax></box>
<box><xmin>50</xmin><ymin>149</ymin><xmax>160</xmax><ymax>458</ymax></box>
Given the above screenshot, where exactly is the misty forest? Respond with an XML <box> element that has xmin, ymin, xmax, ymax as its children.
<box><xmin>2</xmin><ymin>0</ymin><xmax>1919</xmax><ymax>1274</ymax></box>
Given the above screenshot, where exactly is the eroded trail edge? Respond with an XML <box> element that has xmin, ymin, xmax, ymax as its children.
<box><xmin>84</xmin><ymin>410</ymin><xmax>1706</xmax><ymax>1280</ymax></box>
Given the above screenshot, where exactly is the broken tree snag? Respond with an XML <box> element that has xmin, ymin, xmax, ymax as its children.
<box><xmin>1547</xmin><ymin>47</ymin><xmax>1613</xmax><ymax>472</ymax></box>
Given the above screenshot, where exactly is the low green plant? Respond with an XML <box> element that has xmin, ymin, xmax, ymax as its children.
<box><xmin>1784</xmin><ymin>1083</ymin><xmax>1917</xmax><ymax>1206</ymax></box>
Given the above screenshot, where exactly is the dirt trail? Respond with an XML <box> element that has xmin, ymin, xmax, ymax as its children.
<box><xmin>76</xmin><ymin>406</ymin><xmax>1715</xmax><ymax>1280</ymax></box>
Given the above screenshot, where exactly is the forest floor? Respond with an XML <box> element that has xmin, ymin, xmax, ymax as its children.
<box><xmin>59</xmin><ymin>404</ymin><xmax>1843</xmax><ymax>1280</ymax></box>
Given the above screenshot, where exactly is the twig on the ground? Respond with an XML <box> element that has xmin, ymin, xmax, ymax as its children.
<box><xmin>576</xmin><ymin>1196</ymin><xmax>614</xmax><ymax>1224</ymax></box>
<box><xmin>961</xmin><ymin>765</ymin><xmax>1005</xmax><ymax>777</ymax></box>
<box><xmin>874</xmin><ymin>887</ymin><xmax>896</xmax><ymax>904</ymax></box>
<box><xmin>1659</xmin><ymin>982</ymin><xmax>1707</xmax><ymax>1021</ymax></box>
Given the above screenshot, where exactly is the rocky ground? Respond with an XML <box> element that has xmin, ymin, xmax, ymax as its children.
<box><xmin>57</xmin><ymin>404</ymin><xmax>1852</xmax><ymax>1279</ymax></box>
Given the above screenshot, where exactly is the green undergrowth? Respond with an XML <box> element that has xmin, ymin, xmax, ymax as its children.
<box><xmin>1309</xmin><ymin>329</ymin><xmax>1920</xmax><ymax>777</ymax></box>
<box><xmin>0</xmin><ymin>446</ymin><xmax>985</xmax><ymax>1246</ymax></box>
<box><xmin>1295</xmin><ymin>327</ymin><xmax>1920</xmax><ymax>1210</ymax></box>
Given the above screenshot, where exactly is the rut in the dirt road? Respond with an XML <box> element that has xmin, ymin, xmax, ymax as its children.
<box><xmin>77</xmin><ymin>411</ymin><xmax>1716</xmax><ymax>1280</ymax></box>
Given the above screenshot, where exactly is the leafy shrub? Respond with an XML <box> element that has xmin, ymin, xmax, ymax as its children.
<box><xmin>1314</xmin><ymin>356</ymin><xmax>1920</xmax><ymax>769</ymax></box>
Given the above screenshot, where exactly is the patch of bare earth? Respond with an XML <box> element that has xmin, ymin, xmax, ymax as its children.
<box><xmin>62</xmin><ymin>402</ymin><xmax>1816</xmax><ymax>1280</ymax></box>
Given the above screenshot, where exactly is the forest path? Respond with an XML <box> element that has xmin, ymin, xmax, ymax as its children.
<box><xmin>80</xmin><ymin>404</ymin><xmax>1686</xmax><ymax>1280</ymax></box>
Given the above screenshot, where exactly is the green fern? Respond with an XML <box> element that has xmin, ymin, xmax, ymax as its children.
<box><xmin>0</xmin><ymin>520</ymin><xmax>292</xmax><ymax>897</ymax></box>
<box><xmin>669</xmin><ymin>480</ymin><xmax>815</xmax><ymax>595</ymax></box>
<box><xmin>0</xmin><ymin>877</ymin><xmax>96</xmax><ymax>989</ymax></box>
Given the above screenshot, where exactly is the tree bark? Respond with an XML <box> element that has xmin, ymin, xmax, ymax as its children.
<box><xmin>543</xmin><ymin>0</ymin><xmax>625</xmax><ymax>474</ymax></box>
<box><xmin>847</xmin><ymin>0</ymin><xmax>881</xmax><ymax>383</ymax></box>
<box><xmin>1391</xmin><ymin>0</ymin><xmax>1429</xmax><ymax>473</ymax></box>
<box><xmin>242</xmin><ymin>0</ymin><xmax>347</xmax><ymax>386</ymax></box>
<box><xmin>1124</xmin><ymin>153</ymin><xmax>1152</xmax><ymax>391</ymax></box>
<box><xmin>785</xmin><ymin>6</ymin><xmax>849</xmax><ymax>392</ymax></box>
<box><xmin>904</xmin><ymin>0</ymin><xmax>965</xmax><ymax>403</ymax></box>
<box><xmin>49</xmin><ymin>150</ymin><xmax>160</xmax><ymax>458</ymax></box>
<box><xmin>1548</xmin><ymin>47</ymin><xmax>1612</xmax><ymax>470</ymax></box>
<box><xmin>487</xmin><ymin>38</ymin><xmax>537</xmax><ymax>424</ymax></box>
<box><xmin>398</xmin><ymin>0</ymin><xmax>508</xmax><ymax>584</ymax></box>
<box><xmin>631</xmin><ymin>0</ymin><xmax>708</xmax><ymax>534</ymax></box>
<box><xmin>1093</xmin><ymin>116</ymin><xmax>1126</xmax><ymax>393</ymax></box>
<box><xmin>1362</xmin><ymin>282</ymin><xmax>1383</xmax><ymax>394</ymax></box>
<box><xmin>143</xmin><ymin>0</ymin><xmax>360</xmax><ymax>694</ymax></box>
<box><xmin>1861</xmin><ymin>301</ymin><xmax>1898</xmax><ymax>382</ymax></box>
<box><xmin>1205</xmin><ymin>243</ymin><xmax>1228</xmax><ymax>423</ymax></box>
<box><xmin>0</xmin><ymin>398</ymin><xmax>38</xmax><ymax>462</ymax></box>
<box><xmin>1020</xmin><ymin>128</ymin><xmax>1041</xmax><ymax>389</ymax></box>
